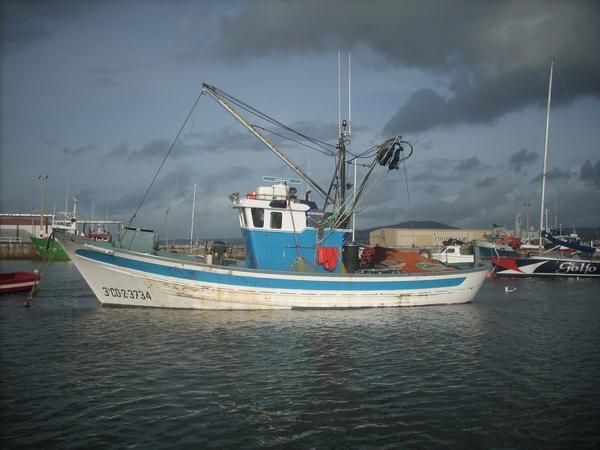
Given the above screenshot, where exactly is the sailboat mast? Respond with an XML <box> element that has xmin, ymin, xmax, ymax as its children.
<box><xmin>539</xmin><ymin>60</ymin><xmax>554</xmax><ymax>249</ymax></box>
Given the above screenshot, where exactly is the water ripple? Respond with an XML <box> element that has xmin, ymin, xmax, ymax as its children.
<box><xmin>1</xmin><ymin>263</ymin><xmax>599</xmax><ymax>448</ymax></box>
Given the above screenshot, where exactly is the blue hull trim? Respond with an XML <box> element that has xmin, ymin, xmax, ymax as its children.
<box><xmin>76</xmin><ymin>249</ymin><xmax>467</xmax><ymax>291</ymax></box>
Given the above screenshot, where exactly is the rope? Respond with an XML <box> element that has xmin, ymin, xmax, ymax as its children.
<box><xmin>25</xmin><ymin>231</ymin><xmax>61</xmax><ymax>306</ymax></box>
<box><xmin>127</xmin><ymin>92</ymin><xmax>203</xmax><ymax>228</ymax></box>
<box><xmin>210</xmin><ymin>86</ymin><xmax>337</xmax><ymax>153</ymax></box>
<box><xmin>253</xmin><ymin>125</ymin><xmax>335</xmax><ymax>157</ymax></box>
<box><xmin>402</xmin><ymin>157</ymin><xmax>416</xmax><ymax>247</ymax></box>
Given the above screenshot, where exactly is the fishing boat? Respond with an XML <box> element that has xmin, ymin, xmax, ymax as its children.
<box><xmin>492</xmin><ymin>61</ymin><xmax>598</xmax><ymax>278</ymax></box>
<box><xmin>31</xmin><ymin>225</ymin><xmax>74</xmax><ymax>261</ymax></box>
<box><xmin>85</xmin><ymin>225</ymin><xmax>112</xmax><ymax>242</ymax></box>
<box><xmin>58</xmin><ymin>83</ymin><xmax>489</xmax><ymax>309</ymax></box>
<box><xmin>0</xmin><ymin>271</ymin><xmax>40</xmax><ymax>294</ymax></box>
<box><xmin>31</xmin><ymin>199</ymin><xmax>79</xmax><ymax>261</ymax></box>
<box><xmin>475</xmin><ymin>240</ymin><xmax>516</xmax><ymax>258</ymax></box>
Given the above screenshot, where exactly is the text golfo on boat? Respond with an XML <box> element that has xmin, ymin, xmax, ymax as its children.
<box><xmin>58</xmin><ymin>83</ymin><xmax>489</xmax><ymax>309</ymax></box>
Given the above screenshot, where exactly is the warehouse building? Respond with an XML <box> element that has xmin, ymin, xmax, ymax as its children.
<box><xmin>370</xmin><ymin>227</ymin><xmax>489</xmax><ymax>249</ymax></box>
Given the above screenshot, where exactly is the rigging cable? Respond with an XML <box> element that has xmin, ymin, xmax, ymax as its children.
<box><xmin>127</xmin><ymin>92</ymin><xmax>203</xmax><ymax>228</ymax></box>
<box><xmin>211</xmin><ymin>86</ymin><xmax>337</xmax><ymax>153</ymax></box>
<box><xmin>253</xmin><ymin>125</ymin><xmax>335</xmax><ymax>157</ymax></box>
<box><xmin>402</xmin><ymin>156</ymin><xmax>416</xmax><ymax>248</ymax></box>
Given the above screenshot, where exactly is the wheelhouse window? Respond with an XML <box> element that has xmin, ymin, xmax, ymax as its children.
<box><xmin>251</xmin><ymin>208</ymin><xmax>264</xmax><ymax>228</ymax></box>
<box><xmin>270</xmin><ymin>211</ymin><xmax>282</xmax><ymax>229</ymax></box>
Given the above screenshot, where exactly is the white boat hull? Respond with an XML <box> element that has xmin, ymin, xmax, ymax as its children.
<box><xmin>61</xmin><ymin>236</ymin><xmax>489</xmax><ymax>309</ymax></box>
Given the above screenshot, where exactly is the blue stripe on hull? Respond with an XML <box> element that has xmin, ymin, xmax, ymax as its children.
<box><xmin>76</xmin><ymin>249</ymin><xmax>467</xmax><ymax>291</ymax></box>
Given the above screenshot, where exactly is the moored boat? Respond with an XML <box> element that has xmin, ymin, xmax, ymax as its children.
<box><xmin>30</xmin><ymin>200</ymin><xmax>79</xmax><ymax>261</ymax></box>
<box><xmin>31</xmin><ymin>236</ymin><xmax>70</xmax><ymax>260</ymax></box>
<box><xmin>431</xmin><ymin>245</ymin><xmax>474</xmax><ymax>264</ymax></box>
<box><xmin>492</xmin><ymin>255</ymin><xmax>599</xmax><ymax>278</ymax></box>
<box><xmin>59</xmin><ymin>82</ymin><xmax>489</xmax><ymax>309</ymax></box>
<box><xmin>0</xmin><ymin>271</ymin><xmax>40</xmax><ymax>294</ymax></box>
<box><xmin>490</xmin><ymin>61</ymin><xmax>597</xmax><ymax>278</ymax></box>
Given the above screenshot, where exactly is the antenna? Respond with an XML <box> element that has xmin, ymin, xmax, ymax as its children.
<box><xmin>337</xmin><ymin>51</ymin><xmax>352</xmax><ymax>139</ymax></box>
<box><xmin>348</xmin><ymin>53</ymin><xmax>351</xmax><ymax>138</ymax></box>
<box><xmin>338</xmin><ymin>51</ymin><xmax>341</xmax><ymax>138</ymax></box>
<box><xmin>64</xmin><ymin>180</ymin><xmax>70</xmax><ymax>220</ymax></box>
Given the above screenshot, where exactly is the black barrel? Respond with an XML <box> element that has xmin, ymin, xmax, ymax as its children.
<box><xmin>342</xmin><ymin>245</ymin><xmax>360</xmax><ymax>273</ymax></box>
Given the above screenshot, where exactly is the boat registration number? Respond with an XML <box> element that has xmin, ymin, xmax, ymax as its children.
<box><xmin>101</xmin><ymin>287</ymin><xmax>152</xmax><ymax>300</ymax></box>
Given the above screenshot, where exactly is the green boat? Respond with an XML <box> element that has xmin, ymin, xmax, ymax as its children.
<box><xmin>31</xmin><ymin>236</ymin><xmax>69</xmax><ymax>260</ymax></box>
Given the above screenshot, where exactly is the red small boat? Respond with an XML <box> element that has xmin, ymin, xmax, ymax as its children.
<box><xmin>0</xmin><ymin>271</ymin><xmax>41</xmax><ymax>294</ymax></box>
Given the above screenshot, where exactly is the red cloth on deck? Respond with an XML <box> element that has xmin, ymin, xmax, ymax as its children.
<box><xmin>317</xmin><ymin>247</ymin><xmax>339</xmax><ymax>271</ymax></box>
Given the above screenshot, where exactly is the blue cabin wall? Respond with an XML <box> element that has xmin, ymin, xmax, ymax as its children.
<box><xmin>242</xmin><ymin>227</ymin><xmax>349</xmax><ymax>273</ymax></box>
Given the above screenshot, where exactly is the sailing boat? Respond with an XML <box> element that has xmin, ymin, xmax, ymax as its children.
<box><xmin>492</xmin><ymin>61</ymin><xmax>599</xmax><ymax>278</ymax></box>
<box><xmin>56</xmin><ymin>82</ymin><xmax>489</xmax><ymax>309</ymax></box>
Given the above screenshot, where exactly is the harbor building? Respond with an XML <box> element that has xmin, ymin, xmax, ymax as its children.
<box><xmin>370</xmin><ymin>227</ymin><xmax>489</xmax><ymax>248</ymax></box>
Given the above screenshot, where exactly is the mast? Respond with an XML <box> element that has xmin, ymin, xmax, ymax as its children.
<box><xmin>339</xmin><ymin>125</ymin><xmax>346</xmax><ymax>208</ymax></box>
<box><xmin>38</xmin><ymin>175</ymin><xmax>47</xmax><ymax>236</ymax></box>
<box><xmin>64</xmin><ymin>181</ymin><xmax>70</xmax><ymax>220</ymax></box>
<box><xmin>336</xmin><ymin>53</ymin><xmax>351</xmax><ymax>226</ymax></box>
<box><xmin>189</xmin><ymin>183</ymin><xmax>197</xmax><ymax>254</ymax></box>
<box><xmin>201</xmin><ymin>83</ymin><xmax>334</xmax><ymax>205</ymax></box>
<box><xmin>539</xmin><ymin>60</ymin><xmax>553</xmax><ymax>250</ymax></box>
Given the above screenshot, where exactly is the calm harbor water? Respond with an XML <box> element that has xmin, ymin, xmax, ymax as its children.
<box><xmin>1</xmin><ymin>260</ymin><xmax>599</xmax><ymax>449</ymax></box>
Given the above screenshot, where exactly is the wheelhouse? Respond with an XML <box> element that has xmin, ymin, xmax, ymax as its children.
<box><xmin>231</xmin><ymin>183</ymin><xmax>349</xmax><ymax>272</ymax></box>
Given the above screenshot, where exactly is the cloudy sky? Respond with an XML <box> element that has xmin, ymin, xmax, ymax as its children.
<box><xmin>1</xmin><ymin>0</ymin><xmax>599</xmax><ymax>240</ymax></box>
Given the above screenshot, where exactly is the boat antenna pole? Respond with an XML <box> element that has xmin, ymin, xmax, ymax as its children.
<box><xmin>201</xmin><ymin>83</ymin><xmax>334</xmax><ymax>206</ymax></box>
<box><xmin>335</xmin><ymin>52</ymin><xmax>351</xmax><ymax>227</ymax></box>
<box><xmin>539</xmin><ymin>60</ymin><xmax>553</xmax><ymax>251</ymax></box>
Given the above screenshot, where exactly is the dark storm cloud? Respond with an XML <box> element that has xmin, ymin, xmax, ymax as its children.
<box><xmin>530</xmin><ymin>167</ymin><xmax>571</xmax><ymax>184</ymax></box>
<box><xmin>1</xmin><ymin>0</ymin><xmax>99</xmax><ymax>51</ymax></box>
<box><xmin>62</xmin><ymin>144</ymin><xmax>97</xmax><ymax>157</ymax></box>
<box><xmin>97</xmin><ymin>167</ymin><xmax>196</xmax><ymax>216</ymax></box>
<box><xmin>201</xmin><ymin>166</ymin><xmax>251</xmax><ymax>195</ymax></box>
<box><xmin>580</xmin><ymin>160</ymin><xmax>600</xmax><ymax>188</ymax></box>
<box><xmin>408</xmin><ymin>157</ymin><xmax>487</xmax><ymax>184</ymax></box>
<box><xmin>107</xmin><ymin>142</ymin><xmax>130</xmax><ymax>159</ymax></box>
<box><xmin>454</xmin><ymin>157</ymin><xmax>482</xmax><ymax>174</ymax></box>
<box><xmin>194</xmin><ymin>127</ymin><xmax>267</xmax><ymax>154</ymax></box>
<box><xmin>475</xmin><ymin>177</ymin><xmax>497</xmax><ymax>189</ymax></box>
<box><xmin>107</xmin><ymin>140</ymin><xmax>195</xmax><ymax>162</ymax></box>
<box><xmin>193</xmin><ymin>119</ymin><xmax>344</xmax><ymax>156</ymax></box>
<box><xmin>509</xmin><ymin>148</ymin><xmax>538</xmax><ymax>173</ymax></box>
<box><xmin>211</xmin><ymin>0</ymin><xmax>600</xmax><ymax>135</ymax></box>
<box><xmin>363</xmin><ymin>172</ymin><xmax>512</xmax><ymax>229</ymax></box>
<box><xmin>1</xmin><ymin>27</ymin><xmax>51</xmax><ymax>50</ymax></box>
<box><xmin>84</xmin><ymin>66</ymin><xmax>119</xmax><ymax>88</ymax></box>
